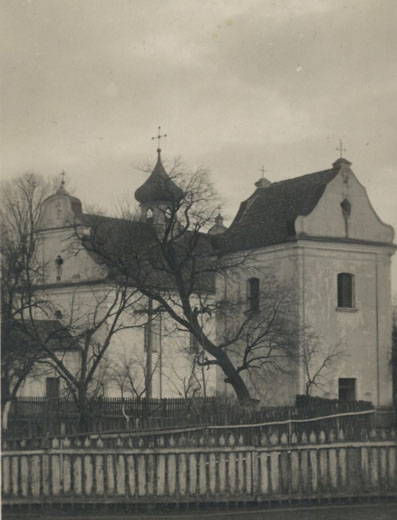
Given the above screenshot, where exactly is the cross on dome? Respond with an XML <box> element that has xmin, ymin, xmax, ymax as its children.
<box><xmin>152</xmin><ymin>126</ymin><xmax>167</xmax><ymax>159</ymax></box>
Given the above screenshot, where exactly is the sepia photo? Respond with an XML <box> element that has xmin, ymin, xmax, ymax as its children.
<box><xmin>1</xmin><ymin>1</ymin><xmax>396</xmax><ymax>518</ymax></box>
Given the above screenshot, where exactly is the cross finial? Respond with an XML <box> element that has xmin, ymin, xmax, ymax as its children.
<box><xmin>259</xmin><ymin>166</ymin><xmax>267</xmax><ymax>179</ymax></box>
<box><xmin>152</xmin><ymin>126</ymin><xmax>167</xmax><ymax>156</ymax></box>
<box><xmin>57</xmin><ymin>171</ymin><xmax>67</xmax><ymax>193</ymax></box>
<box><xmin>336</xmin><ymin>139</ymin><xmax>347</xmax><ymax>158</ymax></box>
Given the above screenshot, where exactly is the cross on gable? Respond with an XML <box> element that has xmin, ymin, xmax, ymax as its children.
<box><xmin>259</xmin><ymin>166</ymin><xmax>267</xmax><ymax>179</ymax></box>
<box><xmin>336</xmin><ymin>139</ymin><xmax>347</xmax><ymax>158</ymax></box>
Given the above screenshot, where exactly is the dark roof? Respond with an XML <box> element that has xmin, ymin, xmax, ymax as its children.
<box><xmin>221</xmin><ymin>166</ymin><xmax>340</xmax><ymax>252</ymax></box>
<box><xmin>135</xmin><ymin>154</ymin><xmax>184</xmax><ymax>204</ymax></box>
<box><xmin>80</xmin><ymin>214</ymin><xmax>215</xmax><ymax>293</ymax></box>
<box><xmin>6</xmin><ymin>320</ymin><xmax>79</xmax><ymax>352</ymax></box>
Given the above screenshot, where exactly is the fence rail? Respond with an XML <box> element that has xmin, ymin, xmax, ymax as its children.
<box><xmin>5</xmin><ymin>396</ymin><xmax>375</xmax><ymax>439</ymax></box>
<box><xmin>2</xmin><ymin>427</ymin><xmax>396</xmax><ymax>505</ymax></box>
<box><xmin>2</xmin><ymin>410</ymin><xmax>380</xmax><ymax>451</ymax></box>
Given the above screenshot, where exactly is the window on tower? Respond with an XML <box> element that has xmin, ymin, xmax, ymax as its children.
<box><xmin>337</xmin><ymin>273</ymin><xmax>355</xmax><ymax>308</ymax></box>
<box><xmin>146</xmin><ymin>208</ymin><xmax>154</xmax><ymax>224</ymax></box>
<box><xmin>247</xmin><ymin>277</ymin><xmax>260</xmax><ymax>313</ymax></box>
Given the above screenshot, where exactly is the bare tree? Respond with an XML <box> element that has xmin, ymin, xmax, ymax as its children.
<box><xmin>1</xmin><ymin>173</ymin><xmax>52</xmax><ymax>427</ymax></box>
<box><xmin>110</xmin><ymin>349</ymin><xmax>161</xmax><ymax>429</ymax></box>
<box><xmin>0</xmin><ymin>173</ymin><xmax>150</xmax><ymax>432</ymax></box>
<box><xmin>79</xmin><ymin>162</ymin><xmax>302</xmax><ymax>404</ymax></box>
<box><xmin>27</xmin><ymin>283</ymin><xmax>147</xmax><ymax>432</ymax></box>
<box><xmin>301</xmin><ymin>335</ymin><xmax>345</xmax><ymax>397</ymax></box>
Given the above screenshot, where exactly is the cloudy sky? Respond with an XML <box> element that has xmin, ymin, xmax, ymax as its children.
<box><xmin>1</xmin><ymin>0</ymin><xmax>396</xmax><ymax>290</ymax></box>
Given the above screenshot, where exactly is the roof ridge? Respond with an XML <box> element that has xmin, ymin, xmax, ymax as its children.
<box><xmin>270</xmin><ymin>167</ymin><xmax>336</xmax><ymax>187</ymax></box>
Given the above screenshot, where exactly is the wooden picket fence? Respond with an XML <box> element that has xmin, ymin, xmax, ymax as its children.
<box><xmin>2</xmin><ymin>426</ymin><xmax>396</xmax><ymax>506</ymax></box>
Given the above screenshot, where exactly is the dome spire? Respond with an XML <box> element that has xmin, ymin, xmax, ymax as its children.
<box><xmin>135</xmin><ymin>127</ymin><xmax>183</xmax><ymax>204</ymax></box>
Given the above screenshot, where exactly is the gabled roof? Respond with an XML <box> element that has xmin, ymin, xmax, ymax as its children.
<box><xmin>221</xmin><ymin>166</ymin><xmax>340</xmax><ymax>252</ymax></box>
<box><xmin>7</xmin><ymin>320</ymin><xmax>80</xmax><ymax>352</ymax></box>
<box><xmin>135</xmin><ymin>152</ymin><xmax>184</xmax><ymax>204</ymax></box>
<box><xmin>80</xmin><ymin>213</ymin><xmax>215</xmax><ymax>293</ymax></box>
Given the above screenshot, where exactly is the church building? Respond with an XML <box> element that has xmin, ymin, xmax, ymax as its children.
<box><xmin>19</xmin><ymin>148</ymin><xmax>395</xmax><ymax>409</ymax></box>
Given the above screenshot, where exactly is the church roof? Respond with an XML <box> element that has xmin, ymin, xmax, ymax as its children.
<box><xmin>7</xmin><ymin>320</ymin><xmax>80</xmax><ymax>352</ymax></box>
<box><xmin>81</xmin><ymin>213</ymin><xmax>215</xmax><ymax>293</ymax></box>
<box><xmin>221</xmin><ymin>165</ymin><xmax>341</xmax><ymax>252</ymax></box>
<box><xmin>135</xmin><ymin>151</ymin><xmax>184</xmax><ymax>204</ymax></box>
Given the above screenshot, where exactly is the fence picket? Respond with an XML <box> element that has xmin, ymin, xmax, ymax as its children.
<box><xmin>127</xmin><ymin>455</ymin><xmax>135</xmax><ymax>497</ymax></box>
<box><xmin>73</xmin><ymin>456</ymin><xmax>82</xmax><ymax>496</ymax></box>
<box><xmin>270</xmin><ymin>451</ymin><xmax>279</xmax><ymax>493</ymax></box>
<box><xmin>3</xmin><ymin>441</ymin><xmax>397</xmax><ymax>505</ymax></box>
<box><xmin>310</xmin><ymin>449</ymin><xmax>318</xmax><ymax>493</ymax></box>
<box><xmin>137</xmin><ymin>455</ymin><xmax>146</xmax><ymax>497</ymax></box>
<box><xmin>179</xmin><ymin>453</ymin><xmax>187</xmax><ymax>496</ymax></box>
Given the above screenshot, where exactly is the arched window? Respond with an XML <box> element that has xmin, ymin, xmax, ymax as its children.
<box><xmin>146</xmin><ymin>208</ymin><xmax>154</xmax><ymax>224</ymax></box>
<box><xmin>247</xmin><ymin>277</ymin><xmax>260</xmax><ymax>313</ymax></box>
<box><xmin>337</xmin><ymin>273</ymin><xmax>354</xmax><ymax>308</ymax></box>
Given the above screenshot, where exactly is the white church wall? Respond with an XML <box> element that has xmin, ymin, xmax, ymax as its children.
<box><xmin>295</xmin><ymin>167</ymin><xmax>394</xmax><ymax>243</ymax></box>
<box><xmin>298</xmin><ymin>240</ymin><xmax>393</xmax><ymax>407</ymax></box>
<box><xmin>215</xmin><ymin>245</ymin><xmax>301</xmax><ymax>405</ymax></box>
<box><xmin>36</xmin><ymin>227</ymin><xmax>106</xmax><ymax>286</ymax></box>
<box><xmin>20</xmin><ymin>279</ymin><xmax>217</xmax><ymax>399</ymax></box>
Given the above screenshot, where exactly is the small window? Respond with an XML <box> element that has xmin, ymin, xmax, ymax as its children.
<box><xmin>46</xmin><ymin>377</ymin><xmax>60</xmax><ymax>399</ymax></box>
<box><xmin>338</xmin><ymin>378</ymin><xmax>356</xmax><ymax>401</ymax></box>
<box><xmin>54</xmin><ymin>310</ymin><xmax>63</xmax><ymax>319</ymax></box>
<box><xmin>146</xmin><ymin>208</ymin><xmax>154</xmax><ymax>224</ymax></box>
<box><xmin>247</xmin><ymin>277</ymin><xmax>260</xmax><ymax>313</ymax></box>
<box><xmin>337</xmin><ymin>273</ymin><xmax>354</xmax><ymax>308</ymax></box>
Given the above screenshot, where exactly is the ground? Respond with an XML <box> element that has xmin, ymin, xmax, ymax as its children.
<box><xmin>3</xmin><ymin>502</ymin><xmax>397</xmax><ymax>520</ymax></box>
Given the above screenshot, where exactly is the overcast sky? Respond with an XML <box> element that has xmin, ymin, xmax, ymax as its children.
<box><xmin>1</xmin><ymin>0</ymin><xmax>396</xmax><ymax>291</ymax></box>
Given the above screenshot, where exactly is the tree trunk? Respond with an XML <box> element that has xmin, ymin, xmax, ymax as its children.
<box><xmin>77</xmin><ymin>387</ymin><xmax>89</xmax><ymax>433</ymax></box>
<box><xmin>1</xmin><ymin>401</ymin><xmax>11</xmax><ymax>431</ymax></box>
<box><xmin>145</xmin><ymin>298</ymin><xmax>153</xmax><ymax>399</ymax></box>
<box><xmin>214</xmin><ymin>350</ymin><xmax>253</xmax><ymax>404</ymax></box>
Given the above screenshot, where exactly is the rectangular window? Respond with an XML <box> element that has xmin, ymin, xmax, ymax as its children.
<box><xmin>247</xmin><ymin>277</ymin><xmax>260</xmax><ymax>313</ymax></box>
<box><xmin>338</xmin><ymin>378</ymin><xmax>356</xmax><ymax>401</ymax></box>
<box><xmin>45</xmin><ymin>377</ymin><xmax>60</xmax><ymax>399</ymax></box>
<box><xmin>337</xmin><ymin>273</ymin><xmax>354</xmax><ymax>308</ymax></box>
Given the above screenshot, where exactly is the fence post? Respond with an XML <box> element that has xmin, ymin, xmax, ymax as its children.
<box><xmin>288</xmin><ymin>409</ymin><xmax>292</xmax><ymax>444</ymax></box>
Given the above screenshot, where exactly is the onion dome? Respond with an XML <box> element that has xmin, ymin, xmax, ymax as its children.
<box><xmin>135</xmin><ymin>150</ymin><xmax>183</xmax><ymax>204</ymax></box>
